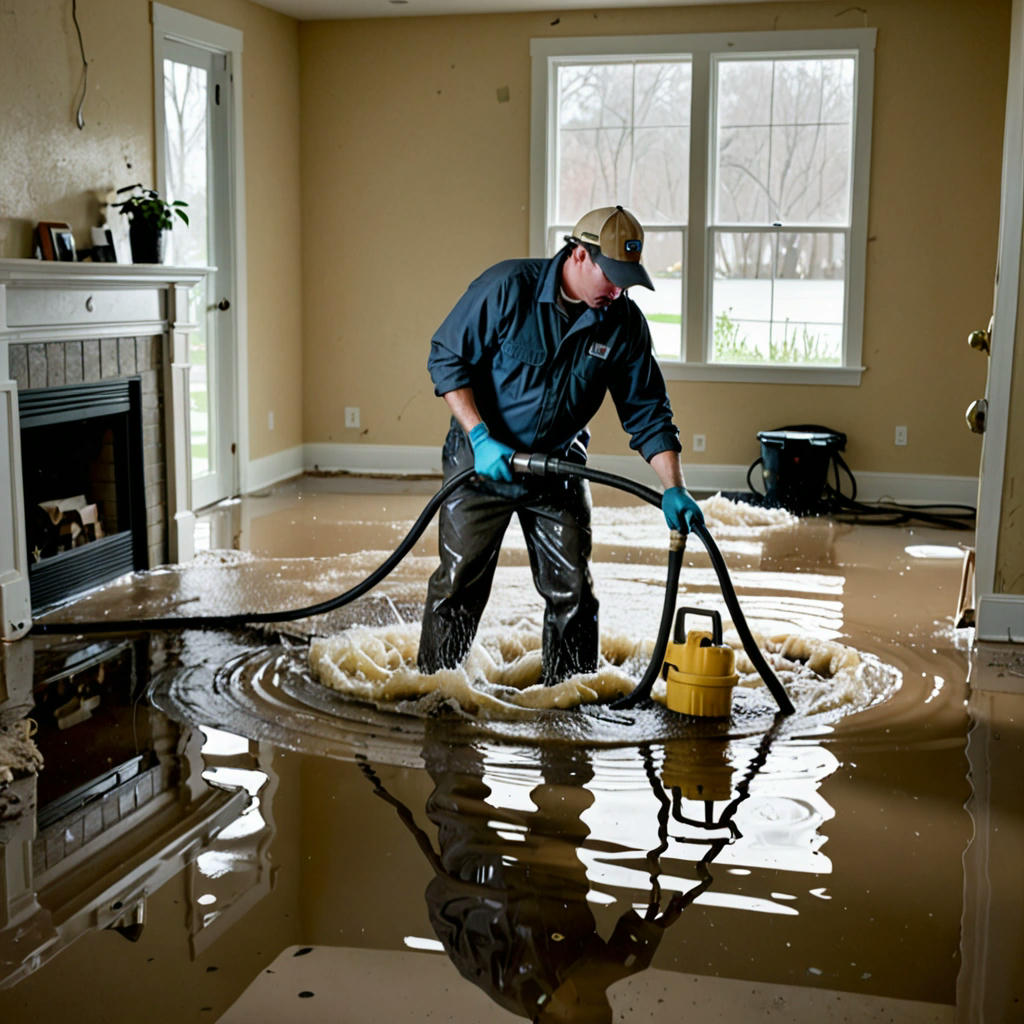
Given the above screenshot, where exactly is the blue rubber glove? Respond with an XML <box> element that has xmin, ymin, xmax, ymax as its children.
<box><xmin>662</xmin><ymin>486</ymin><xmax>704</xmax><ymax>533</ymax></box>
<box><xmin>468</xmin><ymin>423</ymin><xmax>515</xmax><ymax>482</ymax></box>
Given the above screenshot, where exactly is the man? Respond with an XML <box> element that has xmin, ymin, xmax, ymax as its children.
<box><xmin>418</xmin><ymin>205</ymin><xmax>703</xmax><ymax>686</ymax></box>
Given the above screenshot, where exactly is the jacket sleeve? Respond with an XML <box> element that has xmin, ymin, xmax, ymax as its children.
<box><xmin>427</xmin><ymin>265</ymin><xmax>514</xmax><ymax>397</ymax></box>
<box><xmin>608</xmin><ymin>304</ymin><xmax>682</xmax><ymax>461</ymax></box>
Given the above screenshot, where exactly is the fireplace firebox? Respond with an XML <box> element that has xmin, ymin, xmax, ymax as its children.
<box><xmin>19</xmin><ymin>378</ymin><xmax>149</xmax><ymax>612</ymax></box>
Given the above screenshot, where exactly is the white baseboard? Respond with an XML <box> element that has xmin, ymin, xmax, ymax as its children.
<box><xmin>976</xmin><ymin>593</ymin><xmax>1024</xmax><ymax>643</ymax></box>
<box><xmin>270</xmin><ymin>443</ymin><xmax>978</xmax><ymax>507</ymax></box>
<box><xmin>304</xmin><ymin>442</ymin><xmax>442</xmax><ymax>477</ymax></box>
<box><xmin>848</xmin><ymin>471</ymin><xmax>979</xmax><ymax>506</ymax></box>
<box><xmin>246</xmin><ymin>444</ymin><xmax>305</xmax><ymax>492</ymax></box>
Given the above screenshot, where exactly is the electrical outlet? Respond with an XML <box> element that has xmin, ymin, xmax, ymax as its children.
<box><xmin>894</xmin><ymin>425</ymin><xmax>908</xmax><ymax>446</ymax></box>
<box><xmin>268</xmin><ymin>410</ymin><xmax>274</xmax><ymax>432</ymax></box>
<box><xmin>345</xmin><ymin>406</ymin><xmax>360</xmax><ymax>429</ymax></box>
<box><xmin>692</xmin><ymin>433</ymin><xmax>707</xmax><ymax>453</ymax></box>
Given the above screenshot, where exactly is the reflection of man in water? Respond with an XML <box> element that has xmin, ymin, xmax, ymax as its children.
<box><xmin>362</xmin><ymin>731</ymin><xmax>686</xmax><ymax>1022</ymax></box>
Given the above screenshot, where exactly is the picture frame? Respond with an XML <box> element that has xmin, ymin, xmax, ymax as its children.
<box><xmin>52</xmin><ymin>227</ymin><xmax>77</xmax><ymax>262</ymax></box>
<box><xmin>36</xmin><ymin>221</ymin><xmax>75</xmax><ymax>261</ymax></box>
<box><xmin>89</xmin><ymin>226</ymin><xmax>118</xmax><ymax>263</ymax></box>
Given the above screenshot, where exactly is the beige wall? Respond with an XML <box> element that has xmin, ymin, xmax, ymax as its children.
<box><xmin>0</xmin><ymin>0</ymin><xmax>1011</xmax><ymax>480</ymax></box>
<box><xmin>299</xmin><ymin>0</ymin><xmax>1008</xmax><ymax>478</ymax></box>
<box><xmin>0</xmin><ymin>0</ymin><xmax>304</xmax><ymax>461</ymax></box>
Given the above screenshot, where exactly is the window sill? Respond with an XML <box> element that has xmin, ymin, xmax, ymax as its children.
<box><xmin>659</xmin><ymin>361</ymin><xmax>865</xmax><ymax>387</ymax></box>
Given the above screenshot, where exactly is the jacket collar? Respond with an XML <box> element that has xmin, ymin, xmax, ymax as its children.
<box><xmin>537</xmin><ymin>245</ymin><xmax>572</xmax><ymax>305</ymax></box>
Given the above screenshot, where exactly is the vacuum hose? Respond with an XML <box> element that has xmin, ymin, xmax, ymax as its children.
<box><xmin>33</xmin><ymin>457</ymin><xmax>794</xmax><ymax>715</ymax></box>
<box><xmin>510</xmin><ymin>455</ymin><xmax>793</xmax><ymax>714</ymax></box>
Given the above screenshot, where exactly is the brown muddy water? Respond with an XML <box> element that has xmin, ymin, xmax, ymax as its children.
<box><xmin>1</xmin><ymin>474</ymin><xmax>1022</xmax><ymax>1022</ymax></box>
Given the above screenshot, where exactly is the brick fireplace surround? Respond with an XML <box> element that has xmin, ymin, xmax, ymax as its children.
<box><xmin>1</xmin><ymin>260</ymin><xmax>206</xmax><ymax>640</ymax></box>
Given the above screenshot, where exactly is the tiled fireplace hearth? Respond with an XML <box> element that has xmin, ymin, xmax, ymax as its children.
<box><xmin>1</xmin><ymin>259</ymin><xmax>206</xmax><ymax>639</ymax></box>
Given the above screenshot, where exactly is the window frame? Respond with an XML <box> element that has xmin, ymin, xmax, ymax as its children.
<box><xmin>530</xmin><ymin>29</ymin><xmax>876</xmax><ymax>386</ymax></box>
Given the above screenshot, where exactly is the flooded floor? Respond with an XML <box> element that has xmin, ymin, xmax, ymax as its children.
<box><xmin>1</xmin><ymin>473</ymin><xmax>1022</xmax><ymax>1022</ymax></box>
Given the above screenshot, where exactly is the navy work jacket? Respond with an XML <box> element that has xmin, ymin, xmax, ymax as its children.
<box><xmin>427</xmin><ymin>247</ymin><xmax>681</xmax><ymax>462</ymax></box>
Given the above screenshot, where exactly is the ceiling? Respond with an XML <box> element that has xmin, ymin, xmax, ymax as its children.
<box><xmin>252</xmin><ymin>0</ymin><xmax>776</xmax><ymax>22</ymax></box>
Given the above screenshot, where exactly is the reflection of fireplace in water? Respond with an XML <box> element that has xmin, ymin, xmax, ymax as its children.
<box><xmin>19</xmin><ymin>379</ymin><xmax>149</xmax><ymax>612</ymax></box>
<box><xmin>0</xmin><ymin>634</ymin><xmax>276</xmax><ymax>987</ymax></box>
<box><xmin>30</xmin><ymin>638</ymin><xmax>173</xmax><ymax>837</ymax></box>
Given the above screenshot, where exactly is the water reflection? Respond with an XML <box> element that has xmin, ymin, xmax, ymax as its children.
<box><xmin>0</xmin><ymin>636</ymin><xmax>276</xmax><ymax>988</ymax></box>
<box><xmin>3</xmin><ymin>488</ymin><xmax>1005</xmax><ymax>1020</ymax></box>
<box><xmin>358</xmin><ymin>715</ymin><xmax>831</xmax><ymax>1021</ymax></box>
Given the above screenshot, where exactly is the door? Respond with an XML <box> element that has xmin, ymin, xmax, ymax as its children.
<box><xmin>970</xmin><ymin>0</ymin><xmax>1024</xmax><ymax>640</ymax></box>
<box><xmin>158</xmin><ymin>37</ymin><xmax>237</xmax><ymax>510</ymax></box>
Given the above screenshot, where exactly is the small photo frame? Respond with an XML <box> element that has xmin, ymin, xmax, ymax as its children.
<box><xmin>90</xmin><ymin>226</ymin><xmax>118</xmax><ymax>263</ymax></box>
<box><xmin>52</xmin><ymin>227</ymin><xmax>77</xmax><ymax>262</ymax></box>
<box><xmin>36</xmin><ymin>221</ymin><xmax>75</xmax><ymax>261</ymax></box>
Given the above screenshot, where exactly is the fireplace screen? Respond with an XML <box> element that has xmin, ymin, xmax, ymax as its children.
<box><xmin>20</xmin><ymin>378</ymin><xmax>149</xmax><ymax>611</ymax></box>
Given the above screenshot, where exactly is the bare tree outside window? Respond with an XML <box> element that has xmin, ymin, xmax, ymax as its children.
<box><xmin>163</xmin><ymin>58</ymin><xmax>211</xmax><ymax>471</ymax></box>
<box><xmin>711</xmin><ymin>57</ymin><xmax>854</xmax><ymax>365</ymax></box>
<box><xmin>537</xmin><ymin>32</ymin><xmax>872</xmax><ymax>377</ymax></box>
<box><xmin>163</xmin><ymin>61</ymin><xmax>208</xmax><ymax>268</ymax></box>
<box><xmin>555</xmin><ymin>60</ymin><xmax>691</xmax><ymax>358</ymax></box>
<box><xmin>548</xmin><ymin>49</ymin><xmax>858</xmax><ymax>367</ymax></box>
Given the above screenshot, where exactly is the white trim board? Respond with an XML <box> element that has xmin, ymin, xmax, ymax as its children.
<box><xmin>247</xmin><ymin>443</ymin><xmax>979</xmax><ymax>507</ymax></box>
<box><xmin>304</xmin><ymin>443</ymin><xmax>442</xmax><ymax>477</ymax></box>
<box><xmin>975</xmin><ymin>0</ymin><xmax>1023</xmax><ymax>641</ymax></box>
<box><xmin>152</xmin><ymin>2</ymin><xmax>249</xmax><ymax>500</ymax></box>
<box><xmin>975</xmin><ymin>594</ymin><xmax>1024</xmax><ymax>644</ymax></box>
<box><xmin>246</xmin><ymin>444</ymin><xmax>305</xmax><ymax>492</ymax></box>
<box><xmin>152</xmin><ymin>3</ymin><xmax>243</xmax><ymax>52</ymax></box>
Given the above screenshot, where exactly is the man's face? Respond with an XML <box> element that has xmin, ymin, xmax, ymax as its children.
<box><xmin>567</xmin><ymin>247</ymin><xmax>623</xmax><ymax>309</ymax></box>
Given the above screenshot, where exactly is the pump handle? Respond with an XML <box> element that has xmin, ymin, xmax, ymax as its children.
<box><xmin>673</xmin><ymin>606</ymin><xmax>723</xmax><ymax>645</ymax></box>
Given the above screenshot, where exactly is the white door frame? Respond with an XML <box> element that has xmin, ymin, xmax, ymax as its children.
<box><xmin>151</xmin><ymin>2</ymin><xmax>249</xmax><ymax>502</ymax></box>
<box><xmin>975</xmin><ymin>0</ymin><xmax>1024</xmax><ymax>642</ymax></box>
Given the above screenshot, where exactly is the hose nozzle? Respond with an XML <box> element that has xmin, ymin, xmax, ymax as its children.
<box><xmin>511</xmin><ymin>452</ymin><xmax>566</xmax><ymax>476</ymax></box>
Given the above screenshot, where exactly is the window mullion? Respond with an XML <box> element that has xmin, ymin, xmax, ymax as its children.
<box><xmin>629</xmin><ymin>62</ymin><xmax>636</xmax><ymax>206</ymax></box>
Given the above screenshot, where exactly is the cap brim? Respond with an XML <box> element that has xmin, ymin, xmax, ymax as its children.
<box><xmin>593</xmin><ymin>251</ymin><xmax>654</xmax><ymax>291</ymax></box>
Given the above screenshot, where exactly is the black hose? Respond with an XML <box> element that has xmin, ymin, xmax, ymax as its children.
<box><xmin>31</xmin><ymin>457</ymin><xmax>794</xmax><ymax>715</ymax></box>
<box><xmin>613</xmin><ymin>534</ymin><xmax>685</xmax><ymax>709</ymax></box>
<box><xmin>512</xmin><ymin>455</ymin><xmax>793</xmax><ymax>714</ymax></box>
<box><xmin>32</xmin><ymin>467</ymin><xmax>478</xmax><ymax>634</ymax></box>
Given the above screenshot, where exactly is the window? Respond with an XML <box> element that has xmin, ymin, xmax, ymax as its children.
<box><xmin>531</xmin><ymin>30</ymin><xmax>875</xmax><ymax>385</ymax></box>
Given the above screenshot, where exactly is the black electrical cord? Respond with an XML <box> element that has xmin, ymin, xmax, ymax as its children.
<box><xmin>71</xmin><ymin>0</ymin><xmax>88</xmax><ymax>130</ymax></box>
<box><xmin>822</xmin><ymin>451</ymin><xmax>975</xmax><ymax>527</ymax></box>
<box><xmin>824</xmin><ymin>488</ymin><xmax>976</xmax><ymax>530</ymax></box>
<box><xmin>32</xmin><ymin>459</ymin><xmax>795</xmax><ymax>715</ymax></box>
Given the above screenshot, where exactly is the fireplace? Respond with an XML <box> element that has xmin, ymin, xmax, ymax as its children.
<box><xmin>0</xmin><ymin>259</ymin><xmax>206</xmax><ymax>638</ymax></box>
<box><xmin>20</xmin><ymin>379</ymin><xmax>149</xmax><ymax>612</ymax></box>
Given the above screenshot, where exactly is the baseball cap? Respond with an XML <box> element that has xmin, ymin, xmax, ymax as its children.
<box><xmin>570</xmin><ymin>205</ymin><xmax>654</xmax><ymax>291</ymax></box>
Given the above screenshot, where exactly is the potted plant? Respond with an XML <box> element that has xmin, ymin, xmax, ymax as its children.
<box><xmin>114</xmin><ymin>184</ymin><xmax>189</xmax><ymax>264</ymax></box>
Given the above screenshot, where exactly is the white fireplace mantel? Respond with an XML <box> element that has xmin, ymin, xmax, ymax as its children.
<box><xmin>1</xmin><ymin>258</ymin><xmax>209</xmax><ymax>640</ymax></box>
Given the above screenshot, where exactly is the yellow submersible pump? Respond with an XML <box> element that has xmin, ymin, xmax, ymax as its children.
<box><xmin>662</xmin><ymin>607</ymin><xmax>739</xmax><ymax>718</ymax></box>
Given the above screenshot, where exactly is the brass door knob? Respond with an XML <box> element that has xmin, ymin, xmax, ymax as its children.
<box><xmin>967</xmin><ymin>328</ymin><xmax>990</xmax><ymax>353</ymax></box>
<box><xmin>965</xmin><ymin>398</ymin><xmax>987</xmax><ymax>434</ymax></box>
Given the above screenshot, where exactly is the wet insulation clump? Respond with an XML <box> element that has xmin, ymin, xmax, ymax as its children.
<box><xmin>308</xmin><ymin>623</ymin><xmax>898</xmax><ymax>726</ymax></box>
<box><xmin>0</xmin><ymin>719</ymin><xmax>43</xmax><ymax>820</ymax></box>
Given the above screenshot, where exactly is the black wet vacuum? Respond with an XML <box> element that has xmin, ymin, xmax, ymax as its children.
<box><xmin>738</xmin><ymin>423</ymin><xmax>975</xmax><ymax>528</ymax></box>
<box><xmin>751</xmin><ymin>426</ymin><xmax>848</xmax><ymax>516</ymax></box>
<box><xmin>31</xmin><ymin>457</ymin><xmax>796</xmax><ymax>717</ymax></box>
